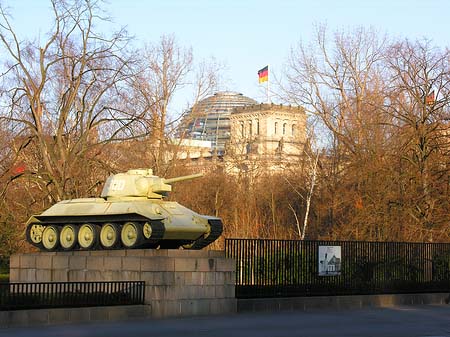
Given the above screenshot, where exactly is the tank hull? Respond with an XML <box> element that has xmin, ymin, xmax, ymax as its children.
<box><xmin>26</xmin><ymin>197</ymin><xmax>223</xmax><ymax>251</ymax></box>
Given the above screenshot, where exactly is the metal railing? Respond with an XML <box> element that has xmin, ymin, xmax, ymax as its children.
<box><xmin>225</xmin><ymin>239</ymin><xmax>450</xmax><ymax>298</ymax></box>
<box><xmin>0</xmin><ymin>281</ymin><xmax>145</xmax><ymax>311</ymax></box>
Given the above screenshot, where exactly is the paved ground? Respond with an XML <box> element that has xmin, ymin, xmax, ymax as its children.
<box><xmin>1</xmin><ymin>305</ymin><xmax>449</xmax><ymax>337</ymax></box>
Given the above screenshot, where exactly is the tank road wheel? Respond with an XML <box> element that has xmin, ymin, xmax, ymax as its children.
<box><xmin>42</xmin><ymin>225</ymin><xmax>60</xmax><ymax>251</ymax></box>
<box><xmin>78</xmin><ymin>223</ymin><xmax>98</xmax><ymax>250</ymax></box>
<box><xmin>121</xmin><ymin>222</ymin><xmax>143</xmax><ymax>249</ymax></box>
<box><xmin>143</xmin><ymin>222</ymin><xmax>152</xmax><ymax>239</ymax></box>
<box><xmin>60</xmin><ymin>224</ymin><xmax>78</xmax><ymax>251</ymax></box>
<box><xmin>26</xmin><ymin>223</ymin><xmax>45</xmax><ymax>246</ymax></box>
<box><xmin>100</xmin><ymin>223</ymin><xmax>120</xmax><ymax>249</ymax></box>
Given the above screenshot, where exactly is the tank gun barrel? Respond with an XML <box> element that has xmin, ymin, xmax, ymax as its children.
<box><xmin>163</xmin><ymin>173</ymin><xmax>203</xmax><ymax>184</ymax></box>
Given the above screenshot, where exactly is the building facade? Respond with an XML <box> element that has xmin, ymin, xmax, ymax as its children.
<box><xmin>228</xmin><ymin>103</ymin><xmax>307</xmax><ymax>158</ymax></box>
<box><xmin>179</xmin><ymin>92</ymin><xmax>307</xmax><ymax>172</ymax></box>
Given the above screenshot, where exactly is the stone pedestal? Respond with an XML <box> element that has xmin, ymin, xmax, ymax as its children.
<box><xmin>10</xmin><ymin>249</ymin><xmax>236</xmax><ymax>318</ymax></box>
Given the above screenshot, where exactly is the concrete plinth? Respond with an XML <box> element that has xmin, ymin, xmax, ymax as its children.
<box><xmin>9</xmin><ymin>249</ymin><xmax>236</xmax><ymax>318</ymax></box>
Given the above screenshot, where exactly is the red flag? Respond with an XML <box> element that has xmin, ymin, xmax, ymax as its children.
<box><xmin>426</xmin><ymin>91</ymin><xmax>435</xmax><ymax>105</ymax></box>
<box><xmin>12</xmin><ymin>163</ymin><xmax>26</xmax><ymax>175</ymax></box>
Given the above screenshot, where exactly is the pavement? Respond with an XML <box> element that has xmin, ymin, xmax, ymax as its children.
<box><xmin>0</xmin><ymin>305</ymin><xmax>449</xmax><ymax>337</ymax></box>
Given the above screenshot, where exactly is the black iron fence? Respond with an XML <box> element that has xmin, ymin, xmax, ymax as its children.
<box><xmin>225</xmin><ymin>239</ymin><xmax>450</xmax><ymax>298</ymax></box>
<box><xmin>0</xmin><ymin>281</ymin><xmax>145</xmax><ymax>311</ymax></box>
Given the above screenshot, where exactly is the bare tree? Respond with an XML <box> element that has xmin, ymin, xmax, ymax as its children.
<box><xmin>130</xmin><ymin>35</ymin><xmax>221</xmax><ymax>175</ymax></box>
<box><xmin>282</xmin><ymin>26</ymin><xmax>450</xmax><ymax>241</ymax></box>
<box><xmin>0</xmin><ymin>0</ymin><xmax>146</xmax><ymax>202</ymax></box>
<box><xmin>282</xmin><ymin>26</ymin><xmax>389</xmax><ymax>155</ymax></box>
<box><xmin>384</xmin><ymin>39</ymin><xmax>450</xmax><ymax>239</ymax></box>
<box><xmin>281</xmin><ymin>26</ymin><xmax>395</xmax><ymax>239</ymax></box>
<box><xmin>286</xmin><ymin>141</ymin><xmax>320</xmax><ymax>240</ymax></box>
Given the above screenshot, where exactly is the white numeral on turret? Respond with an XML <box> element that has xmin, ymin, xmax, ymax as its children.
<box><xmin>110</xmin><ymin>179</ymin><xmax>125</xmax><ymax>191</ymax></box>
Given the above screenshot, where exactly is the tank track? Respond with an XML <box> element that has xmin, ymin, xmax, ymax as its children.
<box><xmin>187</xmin><ymin>219</ymin><xmax>223</xmax><ymax>250</ymax></box>
<box><xmin>26</xmin><ymin>218</ymin><xmax>222</xmax><ymax>251</ymax></box>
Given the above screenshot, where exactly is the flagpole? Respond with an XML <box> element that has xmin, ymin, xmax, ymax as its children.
<box><xmin>267</xmin><ymin>64</ymin><xmax>270</xmax><ymax>104</ymax></box>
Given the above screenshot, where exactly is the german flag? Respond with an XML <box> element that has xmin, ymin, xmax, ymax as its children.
<box><xmin>258</xmin><ymin>65</ymin><xmax>268</xmax><ymax>83</ymax></box>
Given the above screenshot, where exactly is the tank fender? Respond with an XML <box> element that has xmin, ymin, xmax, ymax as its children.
<box><xmin>25</xmin><ymin>216</ymin><xmax>41</xmax><ymax>226</ymax></box>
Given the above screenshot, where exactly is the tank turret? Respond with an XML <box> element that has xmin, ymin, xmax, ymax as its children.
<box><xmin>25</xmin><ymin>169</ymin><xmax>222</xmax><ymax>252</ymax></box>
<box><xmin>101</xmin><ymin>169</ymin><xmax>203</xmax><ymax>199</ymax></box>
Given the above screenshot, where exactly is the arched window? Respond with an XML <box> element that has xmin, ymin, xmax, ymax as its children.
<box><xmin>240</xmin><ymin>122</ymin><xmax>245</xmax><ymax>137</ymax></box>
<box><xmin>292</xmin><ymin>124</ymin><xmax>296</xmax><ymax>135</ymax></box>
<box><xmin>274</xmin><ymin>122</ymin><xmax>278</xmax><ymax>135</ymax></box>
<box><xmin>249</xmin><ymin>121</ymin><xmax>252</xmax><ymax>136</ymax></box>
<box><xmin>283</xmin><ymin>123</ymin><xmax>287</xmax><ymax>135</ymax></box>
<box><xmin>256</xmin><ymin>120</ymin><xmax>260</xmax><ymax>135</ymax></box>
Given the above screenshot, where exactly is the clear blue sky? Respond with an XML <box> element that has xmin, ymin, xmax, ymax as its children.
<box><xmin>3</xmin><ymin>0</ymin><xmax>450</xmax><ymax>114</ymax></box>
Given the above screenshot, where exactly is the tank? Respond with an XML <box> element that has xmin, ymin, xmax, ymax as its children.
<box><xmin>25</xmin><ymin>169</ymin><xmax>223</xmax><ymax>251</ymax></box>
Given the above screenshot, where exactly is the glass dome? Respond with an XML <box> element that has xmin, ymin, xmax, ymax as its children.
<box><xmin>182</xmin><ymin>91</ymin><xmax>257</xmax><ymax>153</ymax></box>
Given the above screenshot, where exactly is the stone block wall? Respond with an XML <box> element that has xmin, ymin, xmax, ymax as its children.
<box><xmin>10</xmin><ymin>249</ymin><xmax>236</xmax><ymax>318</ymax></box>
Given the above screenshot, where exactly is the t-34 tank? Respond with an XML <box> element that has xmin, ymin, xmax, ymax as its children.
<box><xmin>25</xmin><ymin>169</ymin><xmax>223</xmax><ymax>251</ymax></box>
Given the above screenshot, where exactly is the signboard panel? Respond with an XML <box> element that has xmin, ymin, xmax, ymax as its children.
<box><xmin>318</xmin><ymin>245</ymin><xmax>341</xmax><ymax>276</ymax></box>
